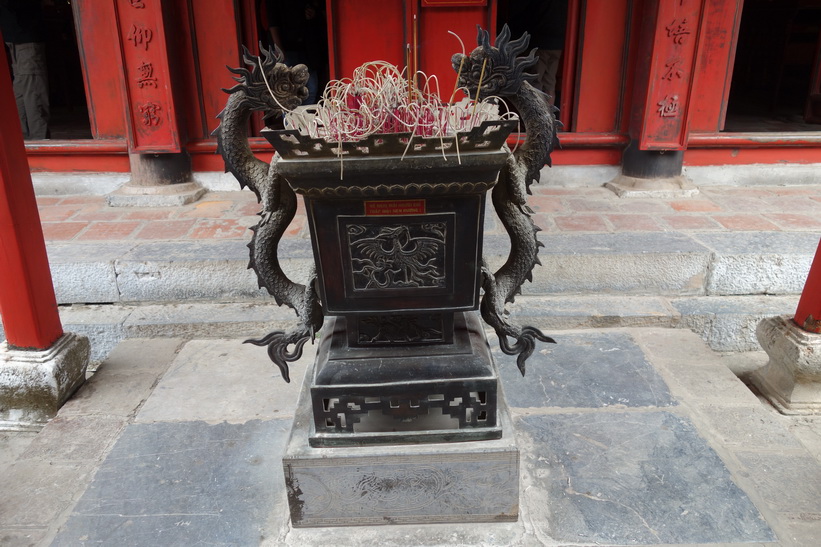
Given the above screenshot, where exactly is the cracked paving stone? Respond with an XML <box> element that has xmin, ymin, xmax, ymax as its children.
<box><xmin>498</xmin><ymin>331</ymin><xmax>675</xmax><ymax>409</ymax></box>
<box><xmin>517</xmin><ymin>411</ymin><xmax>774</xmax><ymax>545</ymax></box>
<box><xmin>52</xmin><ymin>419</ymin><xmax>291</xmax><ymax>545</ymax></box>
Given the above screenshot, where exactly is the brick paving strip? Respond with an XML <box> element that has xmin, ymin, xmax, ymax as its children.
<box><xmin>35</xmin><ymin>186</ymin><xmax>821</xmax><ymax>245</ymax></box>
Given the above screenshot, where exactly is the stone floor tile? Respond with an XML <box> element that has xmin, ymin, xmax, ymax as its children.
<box><xmin>697</xmin><ymin>404</ymin><xmax>802</xmax><ymax>450</ymax></box>
<box><xmin>72</xmin><ymin>208</ymin><xmax>124</xmax><ymax>222</ymax></box>
<box><xmin>497</xmin><ymin>331</ymin><xmax>674</xmax><ymax>409</ymax></box>
<box><xmin>59</xmin><ymin>371</ymin><xmax>163</xmax><ymax>418</ymax></box>
<box><xmin>177</xmin><ymin>199</ymin><xmax>235</xmax><ymax>218</ymax></box>
<box><xmin>789</xmin><ymin>416</ymin><xmax>821</xmax><ymax>465</ymax></box>
<box><xmin>517</xmin><ymin>411</ymin><xmax>775</xmax><ymax>545</ymax></box>
<box><xmin>135</xmin><ymin>219</ymin><xmax>196</xmax><ymax>240</ymax></box>
<box><xmin>761</xmin><ymin>196</ymin><xmax>821</xmax><ymax>212</ymax></box>
<box><xmin>734</xmin><ymin>452</ymin><xmax>821</xmax><ymax>514</ymax></box>
<box><xmin>0</xmin><ymin>528</ymin><xmax>49</xmax><ymax>546</ymax></box>
<box><xmin>59</xmin><ymin>196</ymin><xmax>106</xmax><ymax>206</ymax></box>
<box><xmin>188</xmin><ymin>218</ymin><xmax>250</xmax><ymax>239</ymax></box>
<box><xmin>660</xmin><ymin>214</ymin><xmax>724</xmax><ymax>231</ymax></box>
<box><xmin>711</xmin><ymin>214</ymin><xmax>782</xmax><ymax>231</ymax></box>
<box><xmin>566</xmin><ymin>198</ymin><xmax>620</xmax><ymax>212</ymax></box>
<box><xmin>90</xmin><ymin>337</ymin><xmax>184</xmax><ymax>376</ymax></box>
<box><xmin>77</xmin><ymin>221</ymin><xmax>141</xmax><ymax>241</ymax></box>
<box><xmin>605</xmin><ymin>214</ymin><xmax>664</xmax><ymax>231</ymax></box>
<box><xmin>60</xmin><ymin>338</ymin><xmax>184</xmax><ymax>417</ymax></box>
<box><xmin>135</xmin><ymin>338</ymin><xmax>313</xmax><ymax>423</ymax></box>
<box><xmin>0</xmin><ymin>461</ymin><xmax>93</xmax><ymax>527</ymax></box>
<box><xmin>0</xmin><ymin>431</ymin><xmax>37</xmax><ymax>470</ymax></box>
<box><xmin>668</xmin><ymin>199</ymin><xmax>723</xmax><ymax>212</ymax></box>
<box><xmin>19</xmin><ymin>415</ymin><xmax>126</xmax><ymax>463</ymax></box>
<box><xmin>41</xmin><ymin>221</ymin><xmax>88</xmax><ymax>240</ymax></box>
<box><xmin>35</xmin><ymin>195</ymin><xmax>62</xmax><ymax>206</ymax></box>
<box><xmin>710</xmin><ymin>196</ymin><xmax>777</xmax><ymax>212</ymax></box>
<box><xmin>553</xmin><ymin>214</ymin><xmax>609</xmax><ymax>232</ymax></box>
<box><xmin>764</xmin><ymin>212</ymin><xmax>821</xmax><ymax>230</ymax></box>
<box><xmin>615</xmin><ymin>199</ymin><xmax>672</xmax><ymax>213</ymax></box>
<box><xmin>123</xmin><ymin>208</ymin><xmax>176</xmax><ymax>220</ymax></box>
<box><xmin>236</xmin><ymin>200</ymin><xmax>263</xmax><ymax>216</ymax></box>
<box><xmin>37</xmin><ymin>204</ymin><xmax>83</xmax><ymax>222</ymax></box>
<box><xmin>655</xmin><ymin>358</ymin><xmax>763</xmax><ymax>405</ymax></box>
<box><xmin>526</xmin><ymin>194</ymin><xmax>565</xmax><ymax>213</ymax></box>
<box><xmin>776</xmin><ymin>516</ymin><xmax>821</xmax><ymax>547</ymax></box>
<box><xmin>52</xmin><ymin>420</ymin><xmax>290</xmax><ymax>546</ymax></box>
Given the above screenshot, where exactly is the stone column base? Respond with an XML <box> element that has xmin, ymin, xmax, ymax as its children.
<box><xmin>107</xmin><ymin>181</ymin><xmax>206</xmax><ymax>207</ymax></box>
<box><xmin>750</xmin><ymin>315</ymin><xmax>821</xmax><ymax>415</ymax></box>
<box><xmin>107</xmin><ymin>152</ymin><xmax>206</xmax><ymax>207</ymax></box>
<box><xmin>605</xmin><ymin>174</ymin><xmax>699</xmax><ymax>198</ymax></box>
<box><xmin>0</xmin><ymin>333</ymin><xmax>90</xmax><ymax>430</ymax></box>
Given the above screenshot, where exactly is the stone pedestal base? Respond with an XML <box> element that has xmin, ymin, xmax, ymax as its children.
<box><xmin>310</xmin><ymin>313</ymin><xmax>501</xmax><ymax>447</ymax></box>
<box><xmin>0</xmin><ymin>333</ymin><xmax>90</xmax><ymax>430</ymax></box>
<box><xmin>107</xmin><ymin>181</ymin><xmax>206</xmax><ymax>207</ymax></box>
<box><xmin>751</xmin><ymin>315</ymin><xmax>821</xmax><ymax>415</ymax></box>
<box><xmin>282</xmin><ymin>357</ymin><xmax>519</xmax><ymax>527</ymax></box>
<box><xmin>107</xmin><ymin>152</ymin><xmax>205</xmax><ymax>207</ymax></box>
<box><xmin>605</xmin><ymin>174</ymin><xmax>699</xmax><ymax>198</ymax></box>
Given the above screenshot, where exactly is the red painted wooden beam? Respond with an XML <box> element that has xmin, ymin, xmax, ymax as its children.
<box><xmin>0</xmin><ymin>43</ymin><xmax>64</xmax><ymax>350</ymax></box>
<box><xmin>795</xmin><ymin>238</ymin><xmax>821</xmax><ymax>334</ymax></box>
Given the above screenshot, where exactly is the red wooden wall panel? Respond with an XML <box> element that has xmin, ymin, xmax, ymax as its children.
<box><xmin>572</xmin><ymin>0</ymin><xmax>630</xmax><ymax>133</ymax></box>
<box><xmin>689</xmin><ymin>0</ymin><xmax>744</xmax><ymax>133</ymax></box>
<box><xmin>416</xmin><ymin>4</ymin><xmax>494</xmax><ymax>100</ymax></box>
<box><xmin>72</xmin><ymin>0</ymin><xmax>128</xmax><ymax>139</ymax></box>
<box><xmin>329</xmin><ymin>0</ymin><xmax>406</xmax><ymax>79</ymax></box>
<box><xmin>191</xmin><ymin>1</ymin><xmax>244</xmax><ymax>138</ymax></box>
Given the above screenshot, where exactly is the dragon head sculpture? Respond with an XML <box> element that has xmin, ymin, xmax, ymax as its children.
<box><xmin>223</xmin><ymin>45</ymin><xmax>309</xmax><ymax>116</ymax></box>
<box><xmin>451</xmin><ymin>24</ymin><xmax>538</xmax><ymax>100</ymax></box>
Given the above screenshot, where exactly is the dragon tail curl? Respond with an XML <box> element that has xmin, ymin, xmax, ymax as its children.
<box><xmin>244</xmin><ymin>330</ymin><xmax>310</xmax><ymax>383</ymax></box>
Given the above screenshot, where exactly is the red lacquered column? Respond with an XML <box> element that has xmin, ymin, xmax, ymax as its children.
<box><xmin>0</xmin><ymin>36</ymin><xmax>63</xmax><ymax>350</ymax></box>
<box><xmin>795</xmin><ymin>238</ymin><xmax>821</xmax><ymax>333</ymax></box>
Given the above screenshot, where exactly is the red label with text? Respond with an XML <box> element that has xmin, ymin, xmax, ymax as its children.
<box><xmin>365</xmin><ymin>200</ymin><xmax>426</xmax><ymax>216</ymax></box>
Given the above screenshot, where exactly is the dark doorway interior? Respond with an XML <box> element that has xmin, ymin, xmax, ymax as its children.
<box><xmin>725</xmin><ymin>0</ymin><xmax>821</xmax><ymax>132</ymax></box>
<box><xmin>45</xmin><ymin>0</ymin><xmax>91</xmax><ymax>139</ymax></box>
<box><xmin>2</xmin><ymin>1</ymin><xmax>91</xmax><ymax>140</ymax></box>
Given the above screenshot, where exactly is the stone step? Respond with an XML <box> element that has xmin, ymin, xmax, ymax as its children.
<box><xmin>0</xmin><ymin>295</ymin><xmax>796</xmax><ymax>368</ymax></box>
<box><xmin>46</xmin><ymin>231</ymin><xmax>817</xmax><ymax>306</ymax></box>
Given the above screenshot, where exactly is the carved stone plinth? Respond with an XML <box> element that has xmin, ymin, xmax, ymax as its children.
<box><xmin>0</xmin><ymin>333</ymin><xmax>89</xmax><ymax>430</ymax></box>
<box><xmin>283</xmin><ymin>350</ymin><xmax>519</xmax><ymax>527</ymax></box>
<box><xmin>751</xmin><ymin>315</ymin><xmax>821</xmax><ymax>415</ymax></box>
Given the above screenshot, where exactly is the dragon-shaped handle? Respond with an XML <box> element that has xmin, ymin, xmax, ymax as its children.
<box><xmin>214</xmin><ymin>45</ymin><xmax>322</xmax><ymax>382</ymax></box>
<box><xmin>452</xmin><ymin>25</ymin><xmax>559</xmax><ymax>374</ymax></box>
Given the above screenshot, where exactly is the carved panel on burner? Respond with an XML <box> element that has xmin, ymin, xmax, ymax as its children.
<box><xmin>347</xmin><ymin>222</ymin><xmax>447</xmax><ymax>291</ymax></box>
